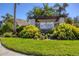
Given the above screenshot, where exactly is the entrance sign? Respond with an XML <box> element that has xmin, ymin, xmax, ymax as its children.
<box><xmin>40</xmin><ymin>22</ymin><xmax>54</xmax><ymax>29</ymax></box>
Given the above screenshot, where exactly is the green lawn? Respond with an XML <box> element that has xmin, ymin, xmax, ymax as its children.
<box><xmin>1</xmin><ymin>38</ymin><xmax>79</xmax><ymax>56</ymax></box>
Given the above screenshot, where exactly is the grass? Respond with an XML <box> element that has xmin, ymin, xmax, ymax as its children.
<box><xmin>1</xmin><ymin>38</ymin><xmax>79</xmax><ymax>56</ymax></box>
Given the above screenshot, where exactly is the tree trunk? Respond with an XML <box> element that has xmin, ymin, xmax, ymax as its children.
<box><xmin>14</xmin><ymin>3</ymin><xmax>16</xmax><ymax>33</ymax></box>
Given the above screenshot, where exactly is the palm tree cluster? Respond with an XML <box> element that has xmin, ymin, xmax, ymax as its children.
<box><xmin>1</xmin><ymin>13</ymin><xmax>14</xmax><ymax>33</ymax></box>
<box><xmin>1</xmin><ymin>13</ymin><xmax>13</xmax><ymax>23</ymax></box>
<box><xmin>27</xmin><ymin>3</ymin><xmax>68</xmax><ymax>19</ymax></box>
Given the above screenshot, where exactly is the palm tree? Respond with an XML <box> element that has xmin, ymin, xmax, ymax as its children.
<box><xmin>27</xmin><ymin>7</ymin><xmax>43</xmax><ymax>20</ymax></box>
<box><xmin>43</xmin><ymin>3</ymin><xmax>55</xmax><ymax>16</ymax></box>
<box><xmin>1</xmin><ymin>13</ymin><xmax>14</xmax><ymax>32</ymax></box>
<box><xmin>27</xmin><ymin>7</ymin><xmax>43</xmax><ymax>26</ymax></box>
<box><xmin>1</xmin><ymin>13</ymin><xmax>13</xmax><ymax>23</ymax></box>
<box><xmin>53</xmin><ymin>3</ymin><xmax>61</xmax><ymax>15</ymax></box>
<box><xmin>14</xmin><ymin>3</ymin><xmax>17</xmax><ymax>33</ymax></box>
<box><xmin>53</xmin><ymin>3</ymin><xmax>68</xmax><ymax>16</ymax></box>
<box><xmin>62</xmin><ymin>3</ymin><xmax>68</xmax><ymax>16</ymax></box>
<box><xmin>63</xmin><ymin>3</ymin><xmax>68</xmax><ymax>11</ymax></box>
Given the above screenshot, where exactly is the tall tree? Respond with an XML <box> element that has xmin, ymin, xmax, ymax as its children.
<box><xmin>53</xmin><ymin>3</ymin><xmax>68</xmax><ymax>16</ymax></box>
<box><xmin>14</xmin><ymin>3</ymin><xmax>17</xmax><ymax>33</ymax></box>
<box><xmin>43</xmin><ymin>3</ymin><xmax>55</xmax><ymax>16</ymax></box>
<box><xmin>1</xmin><ymin>13</ymin><xmax>13</xmax><ymax>23</ymax></box>
<box><xmin>1</xmin><ymin>14</ymin><xmax>14</xmax><ymax>33</ymax></box>
<box><xmin>53</xmin><ymin>3</ymin><xmax>61</xmax><ymax>15</ymax></box>
<box><xmin>27</xmin><ymin>7</ymin><xmax>43</xmax><ymax>18</ymax></box>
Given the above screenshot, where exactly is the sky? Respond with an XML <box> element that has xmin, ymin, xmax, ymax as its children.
<box><xmin>0</xmin><ymin>3</ymin><xmax>79</xmax><ymax>21</ymax></box>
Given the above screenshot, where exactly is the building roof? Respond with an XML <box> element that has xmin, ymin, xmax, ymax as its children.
<box><xmin>16</xmin><ymin>19</ymin><xmax>27</xmax><ymax>26</ymax></box>
<box><xmin>29</xmin><ymin>16</ymin><xmax>59</xmax><ymax>19</ymax></box>
<box><xmin>29</xmin><ymin>15</ymin><xmax>67</xmax><ymax>19</ymax></box>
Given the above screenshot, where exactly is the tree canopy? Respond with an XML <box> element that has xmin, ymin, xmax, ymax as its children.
<box><xmin>27</xmin><ymin>3</ymin><xmax>68</xmax><ymax>19</ymax></box>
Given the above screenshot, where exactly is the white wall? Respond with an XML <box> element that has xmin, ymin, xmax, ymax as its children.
<box><xmin>28</xmin><ymin>19</ymin><xmax>56</xmax><ymax>30</ymax></box>
<box><xmin>40</xmin><ymin>22</ymin><xmax>54</xmax><ymax>30</ymax></box>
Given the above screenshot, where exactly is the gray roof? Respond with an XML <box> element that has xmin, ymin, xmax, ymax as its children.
<box><xmin>16</xmin><ymin>19</ymin><xmax>28</xmax><ymax>26</ymax></box>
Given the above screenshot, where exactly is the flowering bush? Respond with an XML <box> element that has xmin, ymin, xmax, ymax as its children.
<box><xmin>49</xmin><ymin>23</ymin><xmax>79</xmax><ymax>40</ymax></box>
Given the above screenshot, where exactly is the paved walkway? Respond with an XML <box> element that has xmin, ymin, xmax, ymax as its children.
<box><xmin>0</xmin><ymin>44</ymin><xmax>26</xmax><ymax>56</ymax></box>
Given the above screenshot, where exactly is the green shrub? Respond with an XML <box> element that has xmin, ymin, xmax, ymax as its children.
<box><xmin>34</xmin><ymin>33</ymin><xmax>48</xmax><ymax>40</ymax></box>
<box><xmin>3</xmin><ymin>32</ymin><xmax>13</xmax><ymax>37</ymax></box>
<box><xmin>19</xmin><ymin>25</ymin><xmax>40</xmax><ymax>38</ymax></box>
<box><xmin>16</xmin><ymin>26</ymin><xmax>24</xmax><ymax>36</ymax></box>
<box><xmin>34</xmin><ymin>32</ymin><xmax>41</xmax><ymax>39</ymax></box>
<box><xmin>39</xmin><ymin>34</ymin><xmax>45</xmax><ymax>40</ymax></box>
<box><xmin>1</xmin><ymin>23</ymin><xmax>13</xmax><ymax>33</ymax></box>
<box><xmin>49</xmin><ymin>23</ymin><xmax>79</xmax><ymax>40</ymax></box>
<box><xmin>16</xmin><ymin>26</ymin><xmax>24</xmax><ymax>33</ymax></box>
<box><xmin>0</xmin><ymin>28</ymin><xmax>3</xmax><ymax>35</ymax></box>
<box><xmin>72</xmin><ymin>26</ymin><xmax>79</xmax><ymax>39</ymax></box>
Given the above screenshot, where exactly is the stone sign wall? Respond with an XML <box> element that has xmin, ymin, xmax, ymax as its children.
<box><xmin>40</xmin><ymin>22</ymin><xmax>54</xmax><ymax>30</ymax></box>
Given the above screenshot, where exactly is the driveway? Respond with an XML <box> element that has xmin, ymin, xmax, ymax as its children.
<box><xmin>0</xmin><ymin>43</ymin><xmax>26</xmax><ymax>56</ymax></box>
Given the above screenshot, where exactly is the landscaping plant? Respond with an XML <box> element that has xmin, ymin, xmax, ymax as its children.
<box><xmin>3</xmin><ymin>32</ymin><xmax>13</xmax><ymax>37</ymax></box>
<box><xmin>19</xmin><ymin>25</ymin><xmax>41</xmax><ymax>38</ymax></box>
<box><xmin>49</xmin><ymin>23</ymin><xmax>79</xmax><ymax>40</ymax></box>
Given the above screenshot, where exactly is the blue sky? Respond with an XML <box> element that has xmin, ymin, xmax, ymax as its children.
<box><xmin>0</xmin><ymin>3</ymin><xmax>79</xmax><ymax>21</ymax></box>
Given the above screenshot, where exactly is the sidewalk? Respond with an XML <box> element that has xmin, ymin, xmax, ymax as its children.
<box><xmin>0</xmin><ymin>44</ymin><xmax>25</xmax><ymax>56</ymax></box>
